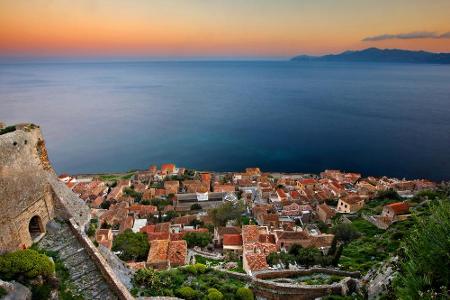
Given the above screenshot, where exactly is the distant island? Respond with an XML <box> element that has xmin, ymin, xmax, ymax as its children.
<box><xmin>291</xmin><ymin>47</ymin><xmax>450</xmax><ymax>64</ymax></box>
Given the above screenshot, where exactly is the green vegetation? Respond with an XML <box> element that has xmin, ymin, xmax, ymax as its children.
<box><xmin>86</xmin><ymin>218</ymin><xmax>98</xmax><ymax>237</ymax></box>
<box><xmin>194</xmin><ymin>255</ymin><xmax>223</xmax><ymax>267</ymax></box>
<box><xmin>183</xmin><ymin>232</ymin><xmax>212</xmax><ymax>248</ymax></box>
<box><xmin>191</xmin><ymin>203</ymin><xmax>203</xmax><ymax>210</ymax></box>
<box><xmin>236</xmin><ymin>287</ymin><xmax>253</xmax><ymax>300</ymax></box>
<box><xmin>296</xmin><ymin>274</ymin><xmax>343</xmax><ymax>285</ymax></box>
<box><xmin>267</xmin><ymin>244</ymin><xmax>338</xmax><ymax>268</ymax></box>
<box><xmin>0</xmin><ymin>286</ymin><xmax>7</xmax><ymax>297</ymax></box>
<box><xmin>123</xmin><ymin>187</ymin><xmax>143</xmax><ymax>202</ymax></box>
<box><xmin>0</xmin><ymin>249</ymin><xmax>54</xmax><ymax>280</ymax></box>
<box><xmin>132</xmin><ymin>264</ymin><xmax>251</xmax><ymax>299</ymax></box>
<box><xmin>339</xmin><ymin>218</ymin><xmax>403</xmax><ymax>272</ymax></box>
<box><xmin>1</xmin><ymin>248</ymin><xmax>83</xmax><ymax>300</ymax></box>
<box><xmin>0</xmin><ymin>125</ymin><xmax>16</xmax><ymax>135</ymax></box>
<box><xmin>393</xmin><ymin>200</ymin><xmax>450</xmax><ymax>299</ymax></box>
<box><xmin>100</xmin><ymin>200</ymin><xmax>112</xmax><ymax>209</ymax></box>
<box><xmin>98</xmin><ymin>172</ymin><xmax>135</xmax><ymax>181</ymax></box>
<box><xmin>209</xmin><ymin>201</ymin><xmax>244</xmax><ymax>227</ymax></box>
<box><xmin>112</xmin><ymin>229</ymin><xmax>149</xmax><ymax>261</ymax></box>
<box><xmin>332</xmin><ymin>223</ymin><xmax>361</xmax><ymax>244</ymax></box>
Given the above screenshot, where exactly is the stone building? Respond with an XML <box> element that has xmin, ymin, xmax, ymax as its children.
<box><xmin>0</xmin><ymin>124</ymin><xmax>89</xmax><ymax>252</ymax></box>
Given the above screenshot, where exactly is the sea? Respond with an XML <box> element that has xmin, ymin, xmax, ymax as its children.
<box><xmin>0</xmin><ymin>60</ymin><xmax>449</xmax><ymax>181</ymax></box>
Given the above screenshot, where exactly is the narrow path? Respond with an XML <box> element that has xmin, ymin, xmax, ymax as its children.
<box><xmin>38</xmin><ymin>222</ymin><xmax>118</xmax><ymax>300</ymax></box>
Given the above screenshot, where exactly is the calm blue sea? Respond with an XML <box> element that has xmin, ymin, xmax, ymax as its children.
<box><xmin>1</xmin><ymin>61</ymin><xmax>449</xmax><ymax>180</ymax></box>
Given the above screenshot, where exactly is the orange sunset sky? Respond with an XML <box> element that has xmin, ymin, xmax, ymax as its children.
<box><xmin>1</xmin><ymin>0</ymin><xmax>449</xmax><ymax>58</ymax></box>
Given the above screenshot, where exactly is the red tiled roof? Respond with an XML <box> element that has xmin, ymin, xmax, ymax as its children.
<box><xmin>223</xmin><ymin>234</ymin><xmax>243</xmax><ymax>246</ymax></box>
<box><xmin>245</xmin><ymin>253</ymin><xmax>269</xmax><ymax>272</ymax></box>
<box><xmin>276</xmin><ymin>189</ymin><xmax>287</xmax><ymax>198</ymax></box>
<box><xmin>147</xmin><ymin>240</ymin><xmax>169</xmax><ymax>264</ymax></box>
<box><xmin>147</xmin><ymin>232</ymin><xmax>170</xmax><ymax>241</ymax></box>
<box><xmin>242</xmin><ymin>225</ymin><xmax>260</xmax><ymax>243</ymax></box>
<box><xmin>140</xmin><ymin>225</ymin><xmax>155</xmax><ymax>234</ymax></box>
<box><xmin>167</xmin><ymin>240</ymin><xmax>187</xmax><ymax>266</ymax></box>
<box><xmin>385</xmin><ymin>202</ymin><xmax>410</xmax><ymax>214</ymax></box>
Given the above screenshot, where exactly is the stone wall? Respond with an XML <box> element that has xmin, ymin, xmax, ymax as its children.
<box><xmin>0</xmin><ymin>125</ymin><xmax>90</xmax><ymax>252</ymax></box>
<box><xmin>0</xmin><ymin>126</ymin><xmax>55</xmax><ymax>251</ymax></box>
<box><xmin>68</xmin><ymin>219</ymin><xmax>134</xmax><ymax>300</ymax></box>
<box><xmin>223</xmin><ymin>268</ymin><xmax>360</xmax><ymax>300</ymax></box>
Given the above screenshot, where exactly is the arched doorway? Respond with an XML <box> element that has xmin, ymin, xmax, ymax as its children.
<box><xmin>29</xmin><ymin>215</ymin><xmax>44</xmax><ymax>241</ymax></box>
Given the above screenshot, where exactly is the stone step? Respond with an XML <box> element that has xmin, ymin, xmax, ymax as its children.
<box><xmin>37</xmin><ymin>222</ymin><xmax>119</xmax><ymax>300</ymax></box>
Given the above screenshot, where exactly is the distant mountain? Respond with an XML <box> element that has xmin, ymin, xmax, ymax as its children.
<box><xmin>291</xmin><ymin>48</ymin><xmax>450</xmax><ymax>64</ymax></box>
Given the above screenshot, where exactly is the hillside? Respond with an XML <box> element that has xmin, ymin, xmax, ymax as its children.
<box><xmin>291</xmin><ymin>48</ymin><xmax>450</xmax><ymax>64</ymax></box>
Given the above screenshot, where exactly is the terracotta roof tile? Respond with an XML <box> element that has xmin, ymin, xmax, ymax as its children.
<box><xmin>223</xmin><ymin>234</ymin><xmax>243</xmax><ymax>246</ymax></box>
<box><xmin>245</xmin><ymin>253</ymin><xmax>269</xmax><ymax>272</ymax></box>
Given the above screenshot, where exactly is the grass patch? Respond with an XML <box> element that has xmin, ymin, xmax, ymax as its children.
<box><xmin>339</xmin><ymin>217</ymin><xmax>414</xmax><ymax>273</ymax></box>
<box><xmin>99</xmin><ymin>172</ymin><xmax>135</xmax><ymax>181</ymax></box>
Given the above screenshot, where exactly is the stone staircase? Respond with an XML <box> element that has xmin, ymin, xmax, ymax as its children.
<box><xmin>38</xmin><ymin>221</ymin><xmax>118</xmax><ymax>300</ymax></box>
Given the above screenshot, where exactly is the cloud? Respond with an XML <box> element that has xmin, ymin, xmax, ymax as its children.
<box><xmin>362</xmin><ymin>31</ymin><xmax>450</xmax><ymax>42</ymax></box>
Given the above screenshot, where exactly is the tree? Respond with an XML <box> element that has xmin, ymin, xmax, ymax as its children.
<box><xmin>209</xmin><ymin>201</ymin><xmax>244</xmax><ymax>227</ymax></box>
<box><xmin>176</xmin><ymin>286</ymin><xmax>197</xmax><ymax>300</ymax></box>
<box><xmin>375</xmin><ymin>189</ymin><xmax>401</xmax><ymax>201</ymax></box>
<box><xmin>183</xmin><ymin>232</ymin><xmax>212</xmax><ymax>248</ymax></box>
<box><xmin>100</xmin><ymin>200</ymin><xmax>112</xmax><ymax>209</ymax></box>
<box><xmin>207</xmin><ymin>288</ymin><xmax>224</xmax><ymax>300</ymax></box>
<box><xmin>296</xmin><ymin>247</ymin><xmax>322</xmax><ymax>267</ymax></box>
<box><xmin>394</xmin><ymin>200</ymin><xmax>450</xmax><ymax>299</ymax></box>
<box><xmin>162</xmin><ymin>210</ymin><xmax>178</xmax><ymax>222</ymax></box>
<box><xmin>0</xmin><ymin>249</ymin><xmax>55</xmax><ymax>280</ymax></box>
<box><xmin>189</xmin><ymin>219</ymin><xmax>204</xmax><ymax>228</ymax></box>
<box><xmin>332</xmin><ymin>244</ymin><xmax>344</xmax><ymax>266</ymax></box>
<box><xmin>112</xmin><ymin>229</ymin><xmax>149</xmax><ymax>261</ymax></box>
<box><xmin>190</xmin><ymin>203</ymin><xmax>202</xmax><ymax>210</ymax></box>
<box><xmin>236</xmin><ymin>287</ymin><xmax>254</xmax><ymax>300</ymax></box>
<box><xmin>333</xmin><ymin>223</ymin><xmax>361</xmax><ymax>244</ymax></box>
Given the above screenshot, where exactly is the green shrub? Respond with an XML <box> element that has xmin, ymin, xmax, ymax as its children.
<box><xmin>112</xmin><ymin>229</ymin><xmax>149</xmax><ymax>261</ymax></box>
<box><xmin>207</xmin><ymin>288</ymin><xmax>224</xmax><ymax>300</ymax></box>
<box><xmin>0</xmin><ymin>126</ymin><xmax>16</xmax><ymax>135</ymax></box>
<box><xmin>31</xmin><ymin>283</ymin><xmax>52</xmax><ymax>300</ymax></box>
<box><xmin>0</xmin><ymin>249</ymin><xmax>54</xmax><ymax>280</ymax></box>
<box><xmin>236</xmin><ymin>287</ymin><xmax>253</xmax><ymax>300</ymax></box>
<box><xmin>183</xmin><ymin>232</ymin><xmax>212</xmax><ymax>248</ymax></box>
<box><xmin>176</xmin><ymin>286</ymin><xmax>197</xmax><ymax>299</ymax></box>
<box><xmin>183</xmin><ymin>264</ymin><xmax>197</xmax><ymax>275</ymax></box>
<box><xmin>194</xmin><ymin>263</ymin><xmax>207</xmax><ymax>274</ymax></box>
<box><xmin>0</xmin><ymin>287</ymin><xmax>7</xmax><ymax>297</ymax></box>
<box><xmin>191</xmin><ymin>203</ymin><xmax>202</xmax><ymax>210</ymax></box>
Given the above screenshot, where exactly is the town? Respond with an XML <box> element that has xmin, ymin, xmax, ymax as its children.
<box><xmin>58</xmin><ymin>164</ymin><xmax>441</xmax><ymax>298</ymax></box>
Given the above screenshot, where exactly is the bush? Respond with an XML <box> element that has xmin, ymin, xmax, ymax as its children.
<box><xmin>0</xmin><ymin>125</ymin><xmax>16</xmax><ymax>135</ymax></box>
<box><xmin>0</xmin><ymin>249</ymin><xmax>55</xmax><ymax>280</ymax></box>
<box><xmin>112</xmin><ymin>229</ymin><xmax>149</xmax><ymax>261</ymax></box>
<box><xmin>0</xmin><ymin>287</ymin><xmax>7</xmax><ymax>297</ymax></box>
<box><xmin>333</xmin><ymin>223</ymin><xmax>361</xmax><ymax>244</ymax></box>
<box><xmin>208</xmin><ymin>288</ymin><xmax>224</xmax><ymax>300</ymax></box>
<box><xmin>236</xmin><ymin>287</ymin><xmax>253</xmax><ymax>300</ymax></box>
<box><xmin>394</xmin><ymin>200</ymin><xmax>450</xmax><ymax>299</ymax></box>
<box><xmin>190</xmin><ymin>203</ymin><xmax>202</xmax><ymax>210</ymax></box>
<box><xmin>176</xmin><ymin>286</ymin><xmax>197</xmax><ymax>299</ymax></box>
<box><xmin>183</xmin><ymin>232</ymin><xmax>212</xmax><ymax>248</ymax></box>
<box><xmin>194</xmin><ymin>263</ymin><xmax>207</xmax><ymax>274</ymax></box>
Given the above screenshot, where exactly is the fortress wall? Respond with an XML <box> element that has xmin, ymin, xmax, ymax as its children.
<box><xmin>68</xmin><ymin>218</ymin><xmax>134</xmax><ymax>300</ymax></box>
<box><xmin>0</xmin><ymin>125</ymin><xmax>55</xmax><ymax>252</ymax></box>
<box><xmin>0</xmin><ymin>124</ymin><xmax>89</xmax><ymax>251</ymax></box>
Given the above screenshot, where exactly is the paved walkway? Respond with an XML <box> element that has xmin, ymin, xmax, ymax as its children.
<box><xmin>38</xmin><ymin>222</ymin><xmax>118</xmax><ymax>300</ymax></box>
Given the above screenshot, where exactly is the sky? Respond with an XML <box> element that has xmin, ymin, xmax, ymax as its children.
<box><xmin>1</xmin><ymin>0</ymin><xmax>449</xmax><ymax>58</ymax></box>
